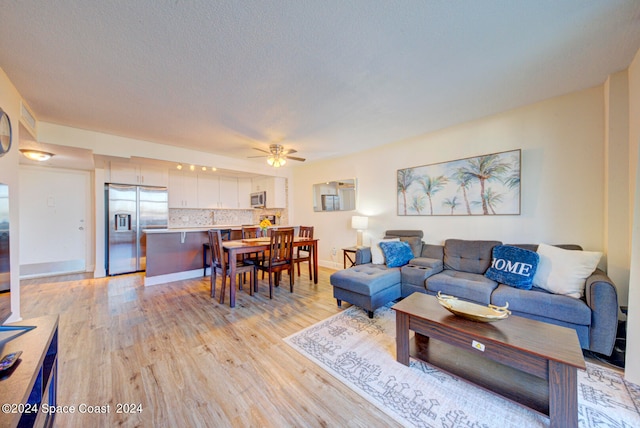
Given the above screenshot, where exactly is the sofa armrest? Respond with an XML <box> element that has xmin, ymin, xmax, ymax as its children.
<box><xmin>355</xmin><ymin>247</ymin><xmax>372</xmax><ymax>265</ymax></box>
<box><xmin>584</xmin><ymin>268</ymin><xmax>619</xmax><ymax>356</ymax></box>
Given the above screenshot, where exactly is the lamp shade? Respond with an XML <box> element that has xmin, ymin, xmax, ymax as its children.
<box><xmin>351</xmin><ymin>216</ymin><xmax>368</xmax><ymax>230</ymax></box>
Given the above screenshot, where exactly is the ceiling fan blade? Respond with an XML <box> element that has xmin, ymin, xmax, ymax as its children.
<box><xmin>253</xmin><ymin>147</ymin><xmax>271</xmax><ymax>154</ymax></box>
<box><xmin>286</xmin><ymin>156</ymin><xmax>306</xmax><ymax>162</ymax></box>
<box><xmin>283</xmin><ymin>148</ymin><xmax>297</xmax><ymax>155</ymax></box>
<box><xmin>247</xmin><ymin>155</ymin><xmax>268</xmax><ymax>158</ymax></box>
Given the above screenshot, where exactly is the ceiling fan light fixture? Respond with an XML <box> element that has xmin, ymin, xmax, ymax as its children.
<box><xmin>20</xmin><ymin>149</ymin><xmax>54</xmax><ymax>161</ymax></box>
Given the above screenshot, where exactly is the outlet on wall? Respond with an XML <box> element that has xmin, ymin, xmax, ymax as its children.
<box><xmin>331</xmin><ymin>247</ymin><xmax>337</xmax><ymax>255</ymax></box>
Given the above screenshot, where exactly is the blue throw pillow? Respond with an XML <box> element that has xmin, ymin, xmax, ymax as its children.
<box><xmin>379</xmin><ymin>241</ymin><xmax>414</xmax><ymax>268</ymax></box>
<box><xmin>485</xmin><ymin>245</ymin><xmax>539</xmax><ymax>289</ymax></box>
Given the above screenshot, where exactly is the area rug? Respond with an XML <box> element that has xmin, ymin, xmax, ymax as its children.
<box><xmin>284</xmin><ymin>304</ymin><xmax>640</xmax><ymax>428</ymax></box>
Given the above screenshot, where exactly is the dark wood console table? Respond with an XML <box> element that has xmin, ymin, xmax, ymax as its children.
<box><xmin>393</xmin><ymin>293</ymin><xmax>585</xmax><ymax>428</ymax></box>
<box><xmin>0</xmin><ymin>315</ymin><xmax>59</xmax><ymax>428</ymax></box>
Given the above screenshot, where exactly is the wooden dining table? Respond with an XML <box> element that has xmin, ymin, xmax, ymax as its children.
<box><xmin>222</xmin><ymin>236</ymin><xmax>319</xmax><ymax>307</ymax></box>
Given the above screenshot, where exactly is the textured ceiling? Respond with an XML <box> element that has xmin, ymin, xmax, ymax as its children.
<box><xmin>2</xmin><ymin>1</ymin><xmax>640</xmax><ymax>165</ymax></box>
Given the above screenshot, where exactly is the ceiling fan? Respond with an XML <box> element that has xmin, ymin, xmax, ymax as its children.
<box><xmin>249</xmin><ymin>144</ymin><xmax>306</xmax><ymax>167</ymax></box>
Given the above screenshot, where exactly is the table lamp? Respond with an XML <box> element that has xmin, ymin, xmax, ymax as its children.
<box><xmin>351</xmin><ymin>215</ymin><xmax>369</xmax><ymax>247</ymax></box>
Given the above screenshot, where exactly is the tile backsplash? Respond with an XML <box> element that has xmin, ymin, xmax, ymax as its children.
<box><xmin>169</xmin><ymin>209</ymin><xmax>288</xmax><ymax>228</ymax></box>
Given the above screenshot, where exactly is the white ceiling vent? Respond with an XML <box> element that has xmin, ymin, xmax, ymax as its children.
<box><xmin>20</xmin><ymin>100</ymin><xmax>37</xmax><ymax>140</ymax></box>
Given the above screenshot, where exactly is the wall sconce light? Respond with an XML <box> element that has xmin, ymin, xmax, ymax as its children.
<box><xmin>20</xmin><ymin>149</ymin><xmax>54</xmax><ymax>161</ymax></box>
<box><xmin>351</xmin><ymin>215</ymin><xmax>369</xmax><ymax>247</ymax></box>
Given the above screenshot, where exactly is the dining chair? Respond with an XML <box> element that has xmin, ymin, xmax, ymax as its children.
<box><xmin>203</xmin><ymin>228</ymin><xmax>232</xmax><ymax>277</ymax></box>
<box><xmin>241</xmin><ymin>225</ymin><xmax>265</xmax><ymax>281</ymax></box>
<box><xmin>293</xmin><ymin>226</ymin><xmax>314</xmax><ymax>279</ymax></box>
<box><xmin>208</xmin><ymin>229</ymin><xmax>256</xmax><ymax>304</ymax></box>
<box><xmin>254</xmin><ymin>228</ymin><xmax>295</xmax><ymax>299</ymax></box>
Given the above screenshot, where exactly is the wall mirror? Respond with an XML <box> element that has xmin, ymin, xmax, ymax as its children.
<box><xmin>313</xmin><ymin>179</ymin><xmax>356</xmax><ymax>212</ymax></box>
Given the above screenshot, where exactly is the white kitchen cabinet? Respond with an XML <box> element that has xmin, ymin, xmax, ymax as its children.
<box><xmin>252</xmin><ymin>176</ymin><xmax>286</xmax><ymax>208</ymax></box>
<box><xmin>197</xmin><ymin>175</ymin><xmax>239</xmax><ymax>208</ymax></box>
<box><xmin>197</xmin><ymin>175</ymin><xmax>220</xmax><ymax>208</ymax></box>
<box><xmin>219</xmin><ymin>176</ymin><xmax>238</xmax><ymax>208</ymax></box>
<box><xmin>168</xmin><ymin>171</ymin><xmax>198</xmax><ymax>208</ymax></box>
<box><xmin>109</xmin><ymin>161</ymin><xmax>168</xmax><ymax>187</ymax></box>
<box><xmin>237</xmin><ymin>178</ymin><xmax>252</xmax><ymax>209</ymax></box>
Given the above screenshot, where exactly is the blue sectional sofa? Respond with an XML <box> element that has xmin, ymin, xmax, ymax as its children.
<box><xmin>329</xmin><ymin>230</ymin><xmax>619</xmax><ymax>356</ymax></box>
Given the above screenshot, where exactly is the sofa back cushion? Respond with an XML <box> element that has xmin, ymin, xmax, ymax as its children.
<box><xmin>444</xmin><ymin>239</ymin><xmax>502</xmax><ymax>274</ymax></box>
<box><xmin>385</xmin><ymin>230</ymin><xmax>424</xmax><ymax>257</ymax></box>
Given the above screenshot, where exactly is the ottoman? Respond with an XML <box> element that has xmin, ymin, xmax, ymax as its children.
<box><xmin>330</xmin><ymin>264</ymin><xmax>401</xmax><ymax>318</ymax></box>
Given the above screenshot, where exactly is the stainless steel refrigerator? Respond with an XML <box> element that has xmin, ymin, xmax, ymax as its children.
<box><xmin>106</xmin><ymin>184</ymin><xmax>168</xmax><ymax>275</ymax></box>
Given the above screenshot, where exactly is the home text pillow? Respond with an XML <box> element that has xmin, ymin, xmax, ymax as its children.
<box><xmin>379</xmin><ymin>241</ymin><xmax>414</xmax><ymax>268</ymax></box>
<box><xmin>532</xmin><ymin>243</ymin><xmax>602</xmax><ymax>298</ymax></box>
<box><xmin>371</xmin><ymin>238</ymin><xmax>399</xmax><ymax>264</ymax></box>
<box><xmin>485</xmin><ymin>245</ymin><xmax>539</xmax><ymax>289</ymax></box>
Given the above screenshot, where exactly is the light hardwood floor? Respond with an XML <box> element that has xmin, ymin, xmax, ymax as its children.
<box><xmin>19</xmin><ymin>267</ymin><xmax>401</xmax><ymax>428</ymax></box>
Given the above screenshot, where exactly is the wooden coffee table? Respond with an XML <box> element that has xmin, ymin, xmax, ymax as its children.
<box><xmin>392</xmin><ymin>292</ymin><xmax>586</xmax><ymax>428</ymax></box>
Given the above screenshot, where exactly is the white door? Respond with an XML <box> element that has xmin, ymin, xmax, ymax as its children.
<box><xmin>19</xmin><ymin>166</ymin><xmax>90</xmax><ymax>277</ymax></box>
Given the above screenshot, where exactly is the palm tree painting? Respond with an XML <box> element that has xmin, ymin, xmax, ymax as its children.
<box><xmin>397</xmin><ymin>149</ymin><xmax>521</xmax><ymax>216</ymax></box>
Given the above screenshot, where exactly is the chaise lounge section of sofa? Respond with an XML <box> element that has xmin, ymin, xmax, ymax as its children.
<box><xmin>330</xmin><ymin>230</ymin><xmax>619</xmax><ymax>356</ymax></box>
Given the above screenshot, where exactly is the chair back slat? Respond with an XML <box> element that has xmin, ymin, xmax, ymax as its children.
<box><xmin>298</xmin><ymin>226</ymin><xmax>314</xmax><ymax>253</ymax></box>
<box><xmin>208</xmin><ymin>229</ymin><xmax>226</xmax><ymax>270</ymax></box>
<box><xmin>270</xmin><ymin>228</ymin><xmax>294</xmax><ymax>264</ymax></box>
<box><xmin>242</xmin><ymin>225</ymin><xmax>262</xmax><ymax>239</ymax></box>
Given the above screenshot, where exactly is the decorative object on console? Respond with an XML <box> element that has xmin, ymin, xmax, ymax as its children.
<box><xmin>533</xmin><ymin>243</ymin><xmax>602</xmax><ymax>298</ymax></box>
<box><xmin>351</xmin><ymin>215</ymin><xmax>368</xmax><ymax>247</ymax></box>
<box><xmin>397</xmin><ymin>149</ymin><xmax>521</xmax><ymax>216</ymax></box>
<box><xmin>436</xmin><ymin>291</ymin><xmax>510</xmax><ymax>322</ymax></box>
<box><xmin>485</xmin><ymin>245</ymin><xmax>539</xmax><ymax>289</ymax></box>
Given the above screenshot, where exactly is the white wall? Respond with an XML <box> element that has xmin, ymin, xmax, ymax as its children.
<box><xmin>293</xmin><ymin>86</ymin><xmax>606</xmax><ymax>271</ymax></box>
<box><xmin>0</xmin><ymin>68</ymin><xmax>23</xmax><ymax>321</ymax></box>
<box><xmin>625</xmin><ymin>47</ymin><xmax>640</xmax><ymax>385</ymax></box>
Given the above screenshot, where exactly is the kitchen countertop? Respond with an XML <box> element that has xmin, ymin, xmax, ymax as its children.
<box><xmin>143</xmin><ymin>225</ymin><xmax>244</xmax><ymax>233</ymax></box>
<box><xmin>143</xmin><ymin>224</ymin><xmax>292</xmax><ymax>234</ymax></box>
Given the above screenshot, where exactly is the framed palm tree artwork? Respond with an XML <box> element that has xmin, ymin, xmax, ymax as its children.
<box><xmin>397</xmin><ymin>149</ymin><xmax>521</xmax><ymax>216</ymax></box>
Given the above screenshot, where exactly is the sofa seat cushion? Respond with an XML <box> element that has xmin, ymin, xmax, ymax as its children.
<box><xmin>330</xmin><ymin>264</ymin><xmax>401</xmax><ymax>296</ymax></box>
<box><xmin>426</xmin><ymin>270</ymin><xmax>498</xmax><ymax>304</ymax></box>
<box><xmin>491</xmin><ymin>284</ymin><xmax>591</xmax><ymax>325</ymax></box>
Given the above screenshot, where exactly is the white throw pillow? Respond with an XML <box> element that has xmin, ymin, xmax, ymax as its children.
<box><xmin>371</xmin><ymin>238</ymin><xmax>399</xmax><ymax>264</ymax></box>
<box><xmin>532</xmin><ymin>243</ymin><xmax>602</xmax><ymax>298</ymax></box>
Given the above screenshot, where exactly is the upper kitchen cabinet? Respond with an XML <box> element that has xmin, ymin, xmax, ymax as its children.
<box><xmin>218</xmin><ymin>176</ymin><xmax>239</xmax><ymax>209</ymax></box>
<box><xmin>252</xmin><ymin>176</ymin><xmax>286</xmax><ymax>208</ymax></box>
<box><xmin>197</xmin><ymin>175</ymin><xmax>243</xmax><ymax>209</ymax></box>
<box><xmin>108</xmin><ymin>161</ymin><xmax>168</xmax><ymax>187</ymax></box>
<box><xmin>168</xmin><ymin>170</ymin><xmax>198</xmax><ymax>208</ymax></box>
<box><xmin>237</xmin><ymin>178</ymin><xmax>252</xmax><ymax>209</ymax></box>
<box><xmin>197</xmin><ymin>174</ymin><xmax>219</xmax><ymax>208</ymax></box>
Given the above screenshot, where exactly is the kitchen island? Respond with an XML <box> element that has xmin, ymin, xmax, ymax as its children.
<box><xmin>143</xmin><ymin>226</ymin><xmax>243</xmax><ymax>286</ymax></box>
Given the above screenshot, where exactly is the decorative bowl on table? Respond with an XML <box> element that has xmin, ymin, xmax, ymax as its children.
<box><xmin>436</xmin><ymin>291</ymin><xmax>511</xmax><ymax>322</ymax></box>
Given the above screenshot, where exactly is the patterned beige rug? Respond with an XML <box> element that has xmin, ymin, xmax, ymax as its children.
<box><xmin>285</xmin><ymin>304</ymin><xmax>640</xmax><ymax>428</ymax></box>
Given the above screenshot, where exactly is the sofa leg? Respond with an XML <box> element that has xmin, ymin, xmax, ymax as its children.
<box><xmin>367</xmin><ymin>310</ymin><xmax>374</xmax><ymax>319</ymax></box>
<box><xmin>336</xmin><ymin>299</ymin><xmax>342</xmax><ymax>308</ymax></box>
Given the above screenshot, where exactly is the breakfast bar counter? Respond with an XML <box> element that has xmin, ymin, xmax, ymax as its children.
<box><xmin>143</xmin><ymin>226</ymin><xmax>243</xmax><ymax>286</ymax></box>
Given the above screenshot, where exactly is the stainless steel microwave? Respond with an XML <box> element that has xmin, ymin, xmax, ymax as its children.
<box><xmin>250</xmin><ymin>191</ymin><xmax>266</xmax><ymax>208</ymax></box>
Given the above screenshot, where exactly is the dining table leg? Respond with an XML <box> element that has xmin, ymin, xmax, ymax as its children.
<box><xmin>228</xmin><ymin>248</ymin><xmax>237</xmax><ymax>308</ymax></box>
<box><xmin>313</xmin><ymin>241</ymin><xmax>318</xmax><ymax>284</ymax></box>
